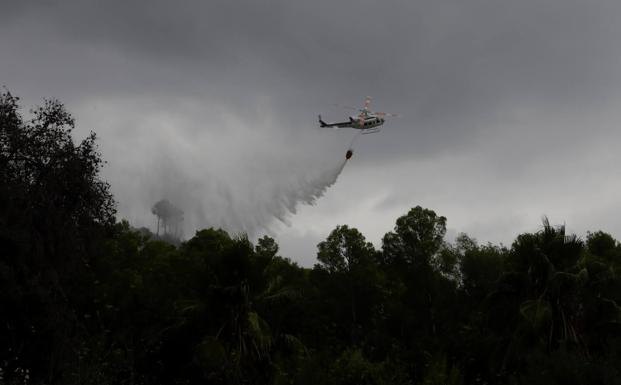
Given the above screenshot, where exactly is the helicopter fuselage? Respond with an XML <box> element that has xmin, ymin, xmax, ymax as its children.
<box><xmin>318</xmin><ymin>114</ymin><xmax>385</xmax><ymax>131</ymax></box>
<box><xmin>351</xmin><ymin>116</ymin><xmax>384</xmax><ymax>130</ymax></box>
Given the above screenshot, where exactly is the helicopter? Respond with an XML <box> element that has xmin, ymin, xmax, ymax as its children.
<box><xmin>318</xmin><ymin>96</ymin><xmax>398</xmax><ymax>134</ymax></box>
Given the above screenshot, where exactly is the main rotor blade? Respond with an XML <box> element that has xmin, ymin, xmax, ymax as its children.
<box><xmin>371</xmin><ymin>111</ymin><xmax>400</xmax><ymax>117</ymax></box>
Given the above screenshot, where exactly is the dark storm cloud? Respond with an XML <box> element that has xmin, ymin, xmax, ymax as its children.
<box><xmin>8</xmin><ymin>0</ymin><xmax>621</xmax><ymax>128</ymax></box>
<box><xmin>65</xmin><ymin>1</ymin><xmax>621</xmax><ymax>159</ymax></box>
<box><xmin>3</xmin><ymin>0</ymin><xmax>621</xmax><ymax>263</ymax></box>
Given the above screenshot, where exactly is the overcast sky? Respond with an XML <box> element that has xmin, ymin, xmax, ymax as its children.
<box><xmin>3</xmin><ymin>0</ymin><xmax>621</xmax><ymax>265</ymax></box>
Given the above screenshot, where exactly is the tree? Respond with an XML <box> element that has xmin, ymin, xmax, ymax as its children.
<box><xmin>0</xmin><ymin>90</ymin><xmax>115</xmax><ymax>264</ymax></box>
<box><xmin>316</xmin><ymin>225</ymin><xmax>376</xmax><ymax>274</ymax></box>
<box><xmin>456</xmin><ymin>234</ymin><xmax>506</xmax><ymax>298</ymax></box>
<box><xmin>377</xmin><ymin>207</ymin><xmax>459</xmax><ymax>379</ymax></box>
<box><xmin>255</xmin><ymin>235</ymin><xmax>279</xmax><ymax>260</ymax></box>
<box><xmin>254</xmin><ymin>235</ymin><xmax>279</xmax><ymax>274</ymax></box>
<box><xmin>381</xmin><ymin>206</ymin><xmax>447</xmax><ymax>269</ymax></box>
<box><xmin>313</xmin><ymin>226</ymin><xmax>383</xmax><ymax>346</ymax></box>
<box><xmin>151</xmin><ymin>198</ymin><xmax>184</xmax><ymax>239</ymax></box>
<box><xmin>0</xmin><ymin>90</ymin><xmax>116</xmax><ymax>384</ymax></box>
<box><xmin>586</xmin><ymin>231</ymin><xmax>621</xmax><ymax>268</ymax></box>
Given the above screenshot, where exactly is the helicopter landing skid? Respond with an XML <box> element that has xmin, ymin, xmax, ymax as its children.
<box><xmin>362</xmin><ymin>128</ymin><xmax>380</xmax><ymax>134</ymax></box>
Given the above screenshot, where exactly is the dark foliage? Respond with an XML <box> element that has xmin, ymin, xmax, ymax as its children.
<box><xmin>2</xmin><ymin>91</ymin><xmax>621</xmax><ymax>384</ymax></box>
<box><xmin>0</xmin><ymin>90</ymin><xmax>116</xmax><ymax>384</ymax></box>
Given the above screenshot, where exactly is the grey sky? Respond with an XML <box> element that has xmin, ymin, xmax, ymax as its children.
<box><xmin>3</xmin><ymin>0</ymin><xmax>621</xmax><ymax>265</ymax></box>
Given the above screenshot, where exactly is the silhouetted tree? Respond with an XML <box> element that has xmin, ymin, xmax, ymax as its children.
<box><xmin>0</xmin><ymin>90</ymin><xmax>115</xmax><ymax>384</ymax></box>
<box><xmin>151</xmin><ymin>199</ymin><xmax>183</xmax><ymax>238</ymax></box>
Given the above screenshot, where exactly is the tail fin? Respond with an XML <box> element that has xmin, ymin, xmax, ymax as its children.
<box><xmin>318</xmin><ymin>115</ymin><xmax>328</xmax><ymax>127</ymax></box>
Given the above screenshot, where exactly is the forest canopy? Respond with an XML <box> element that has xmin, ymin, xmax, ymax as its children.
<box><xmin>1</xmin><ymin>91</ymin><xmax>621</xmax><ymax>385</ymax></box>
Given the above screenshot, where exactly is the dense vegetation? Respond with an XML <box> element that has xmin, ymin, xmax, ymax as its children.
<box><xmin>2</xmin><ymin>90</ymin><xmax>621</xmax><ymax>384</ymax></box>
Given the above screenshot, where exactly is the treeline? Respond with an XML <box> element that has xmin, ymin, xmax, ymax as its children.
<box><xmin>2</xmin><ymin>91</ymin><xmax>621</xmax><ymax>385</ymax></box>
